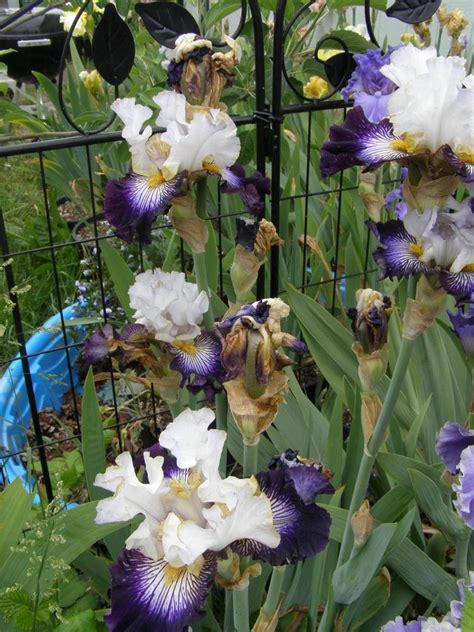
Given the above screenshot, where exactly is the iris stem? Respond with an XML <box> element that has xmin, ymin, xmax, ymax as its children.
<box><xmin>318</xmin><ymin>276</ymin><xmax>417</xmax><ymax>631</ymax></box>
<box><xmin>243</xmin><ymin>441</ymin><xmax>259</xmax><ymax>477</ymax></box>
<box><xmin>216</xmin><ymin>391</ymin><xmax>228</xmax><ymax>475</ymax></box>
<box><xmin>224</xmin><ymin>590</ymin><xmax>234</xmax><ymax>631</ymax></box>
<box><xmin>193</xmin><ymin>177</ymin><xmax>214</xmax><ymax>330</ymax></box>
<box><xmin>233</xmin><ymin>583</ymin><xmax>250</xmax><ymax>632</ymax></box>
<box><xmin>262</xmin><ymin>565</ymin><xmax>286</xmax><ymax>619</ymax></box>
<box><xmin>455</xmin><ymin>531</ymin><xmax>471</xmax><ymax>582</ymax></box>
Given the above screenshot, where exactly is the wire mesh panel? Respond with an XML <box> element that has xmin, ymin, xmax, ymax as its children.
<box><xmin>0</xmin><ymin>0</ymin><xmax>394</xmax><ymax>499</ymax></box>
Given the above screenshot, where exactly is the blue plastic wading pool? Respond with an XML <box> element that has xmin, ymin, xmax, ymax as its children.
<box><xmin>0</xmin><ymin>305</ymin><xmax>86</xmax><ymax>491</ymax></box>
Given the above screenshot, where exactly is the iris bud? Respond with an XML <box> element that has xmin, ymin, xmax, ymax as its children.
<box><xmin>351</xmin><ymin>500</ymin><xmax>373</xmax><ymax>550</ymax></box>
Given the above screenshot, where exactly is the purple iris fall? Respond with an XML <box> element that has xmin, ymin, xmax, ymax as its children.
<box><xmin>341</xmin><ymin>48</ymin><xmax>397</xmax><ymax>123</ymax></box>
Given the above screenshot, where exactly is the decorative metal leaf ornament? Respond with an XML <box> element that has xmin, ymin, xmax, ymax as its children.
<box><xmin>324</xmin><ymin>53</ymin><xmax>356</xmax><ymax>90</ymax></box>
<box><xmin>135</xmin><ymin>2</ymin><xmax>200</xmax><ymax>48</ymax></box>
<box><xmin>92</xmin><ymin>4</ymin><xmax>135</xmax><ymax>86</ymax></box>
<box><xmin>386</xmin><ymin>0</ymin><xmax>441</xmax><ymax>24</ymax></box>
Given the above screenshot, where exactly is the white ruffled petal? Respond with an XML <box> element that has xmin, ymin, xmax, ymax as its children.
<box><xmin>380</xmin><ymin>44</ymin><xmax>437</xmax><ymax>86</ymax></box>
<box><xmin>162</xmin><ymin>111</ymin><xmax>240</xmax><ymax>175</ymax></box>
<box><xmin>128</xmin><ymin>269</ymin><xmax>209</xmax><ymax>342</ymax></box>
<box><xmin>159</xmin><ymin>408</ymin><xmax>225</xmax><ymax>474</ymax></box>
<box><xmin>94</xmin><ymin>452</ymin><xmax>168</xmax><ymax>525</ymax></box>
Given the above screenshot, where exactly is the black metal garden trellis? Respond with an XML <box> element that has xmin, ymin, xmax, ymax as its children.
<box><xmin>0</xmin><ymin>0</ymin><xmax>439</xmax><ymax>500</ymax></box>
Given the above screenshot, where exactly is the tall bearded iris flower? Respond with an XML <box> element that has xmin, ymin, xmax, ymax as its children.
<box><xmin>368</xmin><ymin>197</ymin><xmax>474</xmax><ymax>299</ymax></box>
<box><xmin>321</xmin><ymin>44</ymin><xmax>474</xmax><ymax>184</ymax></box>
<box><xmin>94</xmin><ymin>408</ymin><xmax>332</xmax><ymax>631</ymax></box>
<box><xmin>105</xmin><ymin>91</ymin><xmax>240</xmax><ymax>243</ymax></box>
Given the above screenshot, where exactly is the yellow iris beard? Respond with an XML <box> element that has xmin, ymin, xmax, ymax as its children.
<box><xmin>409</xmin><ymin>242</ymin><xmax>424</xmax><ymax>258</ymax></box>
<box><xmin>147</xmin><ymin>173</ymin><xmax>166</xmax><ymax>188</ymax></box>
<box><xmin>456</xmin><ymin>149</ymin><xmax>474</xmax><ymax>165</ymax></box>
<box><xmin>173</xmin><ymin>340</ymin><xmax>198</xmax><ymax>355</ymax></box>
<box><xmin>202</xmin><ymin>160</ymin><xmax>223</xmax><ymax>175</ymax></box>
<box><xmin>390</xmin><ymin>136</ymin><xmax>418</xmax><ymax>154</ymax></box>
<box><xmin>463</xmin><ymin>263</ymin><xmax>474</xmax><ymax>272</ymax></box>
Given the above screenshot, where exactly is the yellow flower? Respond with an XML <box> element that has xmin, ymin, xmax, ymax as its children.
<box><xmin>79</xmin><ymin>69</ymin><xmax>102</xmax><ymax>97</ymax></box>
<box><xmin>60</xmin><ymin>10</ymin><xmax>89</xmax><ymax>37</ymax></box>
<box><xmin>303</xmin><ymin>75</ymin><xmax>329</xmax><ymax>99</ymax></box>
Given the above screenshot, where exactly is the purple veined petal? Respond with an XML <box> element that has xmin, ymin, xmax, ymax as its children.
<box><xmin>105</xmin><ymin>548</ymin><xmax>217</xmax><ymax>632</ymax></box>
<box><xmin>169</xmin><ymin>332</ymin><xmax>225</xmax><ymax>386</ymax></box>
<box><xmin>320</xmin><ymin>107</ymin><xmax>409</xmax><ymax>178</ymax></box>
<box><xmin>104</xmin><ymin>172</ymin><xmax>185</xmax><ymax>244</ymax></box>
<box><xmin>442</xmin><ymin>145</ymin><xmax>474</xmax><ymax>183</ymax></box>
<box><xmin>439</xmin><ymin>269</ymin><xmax>474</xmax><ymax>300</ymax></box>
<box><xmin>448</xmin><ymin>301</ymin><xmax>474</xmax><ymax>358</ymax></box>
<box><xmin>453</xmin><ymin>444</ymin><xmax>474</xmax><ymax>529</ymax></box>
<box><xmin>367</xmin><ymin>219</ymin><xmax>428</xmax><ymax>279</ymax></box>
<box><xmin>232</xmin><ymin>469</ymin><xmax>331</xmax><ymax>565</ymax></box>
<box><xmin>221</xmin><ymin>164</ymin><xmax>246</xmax><ymax>192</ymax></box>
<box><xmin>436</xmin><ymin>422</ymin><xmax>474</xmax><ymax>474</ymax></box>
<box><xmin>186</xmin><ymin>374</ymin><xmax>223</xmax><ymax>402</ymax></box>
<box><xmin>83</xmin><ymin>324</ymin><xmax>115</xmax><ymax>364</ymax></box>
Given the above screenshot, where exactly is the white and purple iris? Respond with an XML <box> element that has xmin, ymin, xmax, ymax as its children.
<box><xmin>321</xmin><ymin>44</ymin><xmax>474</xmax><ymax>180</ymax></box>
<box><xmin>368</xmin><ymin>197</ymin><xmax>474</xmax><ymax>299</ymax></box>
<box><xmin>436</xmin><ymin>422</ymin><xmax>474</xmax><ymax>529</ymax></box>
<box><xmin>382</xmin><ymin>572</ymin><xmax>474</xmax><ymax>631</ymax></box>
<box><xmin>94</xmin><ymin>408</ymin><xmax>333</xmax><ymax>631</ymax></box>
<box><xmin>105</xmin><ymin>91</ymin><xmax>240</xmax><ymax>242</ymax></box>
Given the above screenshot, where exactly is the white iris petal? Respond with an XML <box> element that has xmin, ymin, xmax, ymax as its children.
<box><xmin>111</xmin><ymin>98</ymin><xmax>155</xmax><ymax>176</ymax></box>
<box><xmin>128</xmin><ymin>269</ymin><xmax>209</xmax><ymax>342</ymax></box>
<box><xmin>159</xmin><ymin>407</ymin><xmax>224</xmax><ymax>473</ymax></box>
<box><xmin>381</xmin><ymin>45</ymin><xmax>474</xmax><ymax>156</ymax></box>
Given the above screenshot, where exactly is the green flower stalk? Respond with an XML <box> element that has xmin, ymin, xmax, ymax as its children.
<box><xmin>319</xmin><ymin>277</ymin><xmax>422</xmax><ymax>631</ymax></box>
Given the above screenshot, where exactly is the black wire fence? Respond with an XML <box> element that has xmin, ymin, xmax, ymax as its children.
<box><xmin>0</xmin><ymin>0</ymin><xmax>412</xmax><ymax>500</ymax></box>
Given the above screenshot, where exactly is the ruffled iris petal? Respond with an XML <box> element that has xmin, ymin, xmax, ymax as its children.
<box><xmin>368</xmin><ymin>219</ymin><xmax>428</xmax><ymax>279</ymax></box>
<box><xmin>104</xmin><ymin>172</ymin><xmax>185</xmax><ymax>243</ymax></box>
<box><xmin>436</xmin><ymin>423</ymin><xmax>474</xmax><ymax>474</ymax></box>
<box><xmin>232</xmin><ymin>469</ymin><xmax>331</xmax><ymax>565</ymax></box>
<box><xmin>320</xmin><ymin>107</ymin><xmax>409</xmax><ymax>177</ymax></box>
<box><xmin>453</xmin><ymin>445</ymin><xmax>474</xmax><ymax>529</ymax></box>
<box><xmin>105</xmin><ymin>548</ymin><xmax>216</xmax><ymax>632</ymax></box>
<box><xmin>439</xmin><ymin>270</ymin><xmax>474</xmax><ymax>300</ymax></box>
